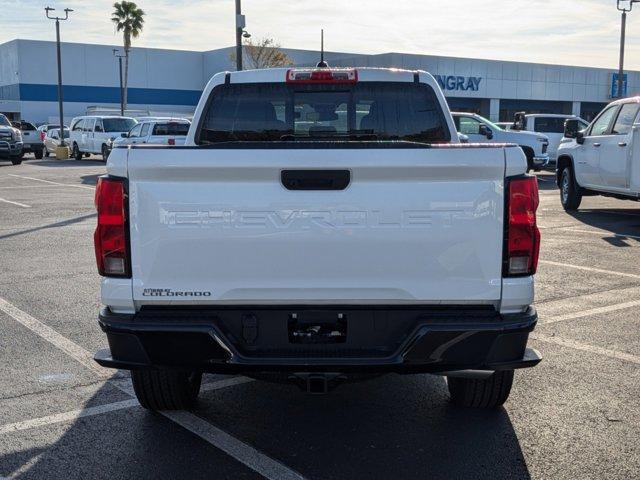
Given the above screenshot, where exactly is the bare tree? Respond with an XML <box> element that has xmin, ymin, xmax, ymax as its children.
<box><xmin>230</xmin><ymin>38</ymin><xmax>294</xmax><ymax>70</ymax></box>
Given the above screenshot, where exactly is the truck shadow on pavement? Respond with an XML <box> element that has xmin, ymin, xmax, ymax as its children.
<box><xmin>568</xmin><ymin>209</ymin><xmax>640</xmax><ymax>246</ymax></box>
<box><xmin>0</xmin><ymin>373</ymin><xmax>531</xmax><ymax>479</ymax></box>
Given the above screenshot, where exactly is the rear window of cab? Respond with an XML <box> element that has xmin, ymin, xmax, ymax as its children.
<box><xmin>197</xmin><ymin>81</ymin><xmax>450</xmax><ymax>145</ymax></box>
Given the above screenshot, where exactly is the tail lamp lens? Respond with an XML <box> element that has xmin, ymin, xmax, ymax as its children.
<box><xmin>94</xmin><ymin>177</ymin><xmax>129</xmax><ymax>277</ymax></box>
<box><xmin>505</xmin><ymin>176</ymin><xmax>540</xmax><ymax>276</ymax></box>
<box><xmin>168</xmin><ymin>138</ymin><xmax>175</xmax><ymax>145</ymax></box>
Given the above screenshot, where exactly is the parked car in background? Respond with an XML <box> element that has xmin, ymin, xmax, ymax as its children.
<box><xmin>43</xmin><ymin>128</ymin><xmax>70</xmax><ymax>157</ymax></box>
<box><xmin>37</xmin><ymin>123</ymin><xmax>69</xmax><ymax>143</ymax></box>
<box><xmin>111</xmin><ymin>118</ymin><xmax>191</xmax><ymax>149</ymax></box>
<box><xmin>12</xmin><ymin>121</ymin><xmax>43</xmax><ymax>159</ymax></box>
<box><xmin>69</xmin><ymin>116</ymin><xmax>137</xmax><ymax>161</ymax></box>
<box><xmin>451</xmin><ymin>112</ymin><xmax>550</xmax><ymax>171</ymax></box>
<box><xmin>0</xmin><ymin>114</ymin><xmax>23</xmax><ymax>164</ymax></box>
<box><xmin>511</xmin><ymin>113</ymin><xmax>589</xmax><ymax>165</ymax></box>
<box><xmin>557</xmin><ymin>97</ymin><xmax>640</xmax><ymax>211</ymax></box>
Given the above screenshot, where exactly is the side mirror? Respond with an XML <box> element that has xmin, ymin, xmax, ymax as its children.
<box><xmin>479</xmin><ymin>124</ymin><xmax>493</xmax><ymax>140</ymax></box>
<box><xmin>564</xmin><ymin>119</ymin><xmax>585</xmax><ymax>144</ymax></box>
<box><xmin>121</xmin><ymin>132</ymin><xmax>128</xmax><ymax>138</ymax></box>
<box><xmin>458</xmin><ymin>133</ymin><xmax>469</xmax><ymax>143</ymax></box>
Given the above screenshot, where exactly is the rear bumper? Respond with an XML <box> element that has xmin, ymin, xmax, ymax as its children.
<box><xmin>21</xmin><ymin>143</ymin><xmax>42</xmax><ymax>153</ymax></box>
<box><xmin>95</xmin><ymin>306</ymin><xmax>541</xmax><ymax>374</ymax></box>
<box><xmin>532</xmin><ymin>154</ymin><xmax>550</xmax><ymax>168</ymax></box>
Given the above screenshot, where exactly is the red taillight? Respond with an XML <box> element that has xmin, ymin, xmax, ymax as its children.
<box><xmin>94</xmin><ymin>177</ymin><xmax>129</xmax><ymax>277</ymax></box>
<box><xmin>286</xmin><ymin>68</ymin><xmax>358</xmax><ymax>84</ymax></box>
<box><xmin>40</xmin><ymin>131</ymin><xmax>46</xmax><ymax>141</ymax></box>
<box><xmin>505</xmin><ymin>176</ymin><xmax>540</xmax><ymax>276</ymax></box>
<box><xmin>168</xmin><ymin>138</ymin><xmax>175</xmax><ymax>145</ymax></box>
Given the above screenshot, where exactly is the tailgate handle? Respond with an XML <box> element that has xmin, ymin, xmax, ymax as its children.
<box><xmin>281</xmin><ymin>170</ymin><xmax>350</xmax><ymax>191</ymax></box>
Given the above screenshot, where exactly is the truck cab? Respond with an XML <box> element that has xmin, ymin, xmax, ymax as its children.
<box><xmin>557</xmin><ymin>97</ymin><xmax>640</xmax><ymax>210</ymax></box>
<box><xmin>512</xmin><ymin>113</ymin><xmax>589</xmax><ymax>165</ymax></box>
<box><xmin>92</xmin><ymin>67</ymin><xmax>542</xmax><ymax>411</ymax></box>
<box><xmin>451</xmin><ymin>112</ymin><xmax>550</xmax><ymax>171</ymax></box>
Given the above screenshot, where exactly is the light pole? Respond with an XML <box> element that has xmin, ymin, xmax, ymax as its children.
<box><xmin>113</xmin><ymin>49</ymin><xmax>126</xmax><ymax>115</ymax></box>
<box><xmin>45</xmin><ymin>6</ymin><xmax>72</xmax><ymax>148</ymax></box>
<box><xmin>234</xmin><ymin>0</ymin><xmax>251</xmax><ymax>71</ymax></box>
<box><xmin>617</xmin><ymin>0</ymin><xmax>639</xmax><ymax>98</ymax></box>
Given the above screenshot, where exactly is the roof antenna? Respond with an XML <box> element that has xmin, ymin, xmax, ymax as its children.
<box><xmin>316</xmin><ymin>29</ymin><xmax>328</xmax><ymax>67</ymax></box>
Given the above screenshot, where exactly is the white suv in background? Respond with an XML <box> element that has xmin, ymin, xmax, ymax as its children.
<box><xmin>451</xmin><ymin>112</ymin><xmax>550</xmax><ymax>171</ymax></box>
<box><xmin>69</xmin><ymin>116</ymin><xmax>137</xmax><ymax>161</ymax></box>
<box><xmin>112</xmin><ymin>118</ymin><xmax>191</xmax><ymax>148</ymax></box>
<box><xmin>511</xmin><ymin>113</ymin><xmax>589</xmax><ymax>165</ymax></box>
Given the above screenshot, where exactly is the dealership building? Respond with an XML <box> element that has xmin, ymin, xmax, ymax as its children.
<box><xmin>1</xmin><ymin>38</ymin><xmax>637</xmax><ymax>125</ymax></box>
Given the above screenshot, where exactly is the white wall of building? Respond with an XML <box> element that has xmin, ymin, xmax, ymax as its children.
<box><xmin>2</xmin><ymin>38</ymin><xmax>638</xmax><ymax>124</ymax></box>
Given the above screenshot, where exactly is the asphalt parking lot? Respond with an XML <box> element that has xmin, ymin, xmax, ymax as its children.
<box><xmin>0</xmin><ymin>155</ymin><xmax>639</xmax><ymax>479</ymax></box>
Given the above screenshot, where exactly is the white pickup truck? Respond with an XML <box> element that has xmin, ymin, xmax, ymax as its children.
<box><xmin>557</xmin><ymin>97</ymin><xmax>640</xmax><ymax>210</ymax></box>
<box><xmin>451</xmin><ymin>112</ymin><xmax>550</xmax><ymax>171</ymax></box>
<box><xmin>93</xmin><ymin>67</ymin><xmax>542</xmax><ymax>411</ymax></box>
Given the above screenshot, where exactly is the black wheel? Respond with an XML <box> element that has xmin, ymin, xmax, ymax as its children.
<box><xmin>11</xmin><ymin>158</ymin><xmax>22</xmax><ymax>165</ymax></box>
<box><xmin>522</xmin><ymin>147</ymin><xmax>535</xmax><ymax>173</ymax></box>
<box><xmin>560</xmin><ymin>166</ymin><xmax>582</xmax><ymax>211</ymax></box>
<box><xmin>131</xmin><ymin>369</ymin><xmax>202</xmax><ymax>411</ymax></box>
<box><xmin>101</xmin><ymin>144</ymin><xmax>109</xmax><ymax>162</ymax></box>
<box><xmin>73</xmin><ymin>143</ymin><xmax>83</xmax><ymax>161</ymax></box>
<box><xmin>44</xmin><ymin>145</ymin><xmax>49</xmax><ymax>157</ymax></box>
<box><xmin>447</xmin><ymin>370</ymin><xmax>514</xmax><ymax>408</ymax></box>
<box><xmin>34</xmin><ymin>149</ymin><xmax>43</xmax><ymax>159</ymax></box>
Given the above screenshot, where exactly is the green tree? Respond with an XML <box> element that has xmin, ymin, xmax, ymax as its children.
<box><xmin>111</xmin><ymin>1</ymin><xmax>145</xmax><ymax>111</ymax></box>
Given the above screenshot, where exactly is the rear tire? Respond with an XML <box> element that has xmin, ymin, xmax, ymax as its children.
<box><xmin>72</xmin><ymin>143</ymin><xmax>82</xmax><ymax>161</ymax></box>
<box><xmin>447</xmin><ymin>370</ymin><xmax>514</xmax><ymax>408</ymax></box>
<box><xmin>11</xmin><ymin>158</ymin><xmax>22</xmax><ymax>165</ymax></box>
<box><xmin>101</xmin><ymin>144</ymin><xmax>109</xmax><ymax>162</ymax></box>
<box><xmin>34</xmin><ymin>149</ymin><xmax>43</xmax><ymax>159</ymax></box>
<box><xmin>131</xmin><ymin>369</ymin><xmax>202</xmax><ymax>411</ymax></box>
<box><xmin>560</xmin><ymin>166</ymin><xmax>582</xmax><ymax>211</ymax></box>
<box><xmin>521</xmin><ymin>147</ymin><xmax>535</xmax><ymax>173</ymax></box>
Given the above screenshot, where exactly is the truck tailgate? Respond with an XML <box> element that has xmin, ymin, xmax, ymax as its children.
<box><xmin>126</xmin><ymin>146</ymin><xmax>507</xmax><ymax>305</ymax></box>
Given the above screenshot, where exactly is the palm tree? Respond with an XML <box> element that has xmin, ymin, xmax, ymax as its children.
<box><xmin>111</xmin><ymin>1</ymin><xmax>145</xmax><ymax>112</ymax></box>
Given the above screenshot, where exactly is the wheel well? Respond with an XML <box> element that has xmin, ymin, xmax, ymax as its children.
<box><xmin>519</xmin><ymin>146</ymin><xmax>534</xmax><ymax>159</ymax></box>
<box><xmin>556</xmin><ymin>155</ymin><xmax>573</xmax><ymax>187</ymax></box>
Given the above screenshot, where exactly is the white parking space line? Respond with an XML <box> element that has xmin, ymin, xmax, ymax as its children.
<box><xmin>531</xmin><ymin>333</ymin><xmax>640</xmax><ymax>365</ymax></box>
<box><xmin>539</xmin><ymin>260</ymin><xmax>640</xmax><ymax>280</ymax></box>
<box><xmin>0</xmin><ymin>377</ymin><xmax>254</xmax><ymax>436</ymax></box>
<box><xmin>6</xmin><ymin>174</ymin><xmax>95</xmax><ymax>191</ymax></box>
<box><xmin>165</xmin><ymin>411</ymin><xmax>306</xmax><ymax>480</ymax></box>
<box><xmin>559</xmin><ymin>227</ymin><xmax>640</xmax><ymax>241</ymax></box>
<box><xmin>0</xmin><ymin>399</ymin><xmax>139</xmax><ymax>435</ymax></box>
<box><xmin>0</xmin><ymin>294</ymin><xmax>304</xmax><ymax>480</ymax></box>
<box><xmin>540</xmin><ymin>298</ymin><xmax>640</xmax><ymax>325</ymax></box>
<box><xmin>0</xmin><ymin>197</ymin><xmax>30</xmax><ymax>208</ymax></box>
<box><xmin>0</xmin><ymin>296</ymin><xmax>110</xmax><ymax>378</ymax></box>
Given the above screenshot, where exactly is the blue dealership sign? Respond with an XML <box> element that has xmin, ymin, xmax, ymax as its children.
<box><xmin>611</xmin><ymin>73</ymin><xmax>628</xmax><ymax>98</ymax></box>
<box><xmin>434</xmin><ymin>75</ymin><xmax>482</xmax><ymax>92</ymax></box>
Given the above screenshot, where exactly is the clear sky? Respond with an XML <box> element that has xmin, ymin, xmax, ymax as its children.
<box><xmin>2</xmin><ymin>0</ymin><xmax>640</xmax><ymax>69</ymax></box>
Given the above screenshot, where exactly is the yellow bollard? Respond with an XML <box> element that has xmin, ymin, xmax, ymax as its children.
<box><xmin>55</xmin><ymin>146</ymin><xmax>70</xmax><ymax>160</ymax></box>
